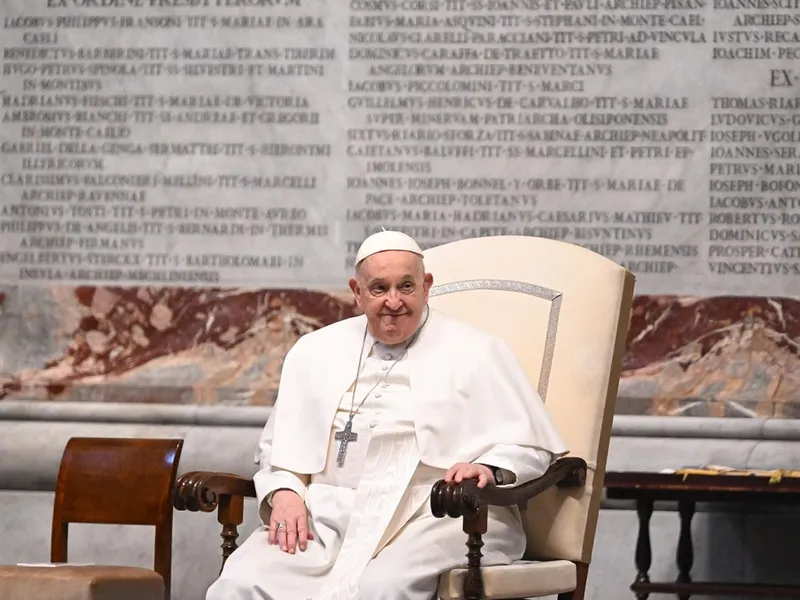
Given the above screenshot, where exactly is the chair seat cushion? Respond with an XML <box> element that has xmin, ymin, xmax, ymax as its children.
<box><xmin>438</xmin><ymin>559</ymin><xmax>576</xmax><ymax>600</ymax></box>
<box><xmin>0</xmin><ymin>565</ymin><xmax>164</xmax><ymax>600</ymax></box>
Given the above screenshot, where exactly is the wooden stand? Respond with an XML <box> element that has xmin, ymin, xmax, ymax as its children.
<box><xmin>605</xmin><ymin>471</ymin><xmax>800</xmax><ymax>599</ymax></box>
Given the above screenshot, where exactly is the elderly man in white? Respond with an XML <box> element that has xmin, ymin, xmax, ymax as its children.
<box><xmin>206</xmin><ymin>231</ymin><xmax>568</xmax><ymax>600</ymax></box>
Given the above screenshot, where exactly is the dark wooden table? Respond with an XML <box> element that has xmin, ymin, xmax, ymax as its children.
<box><xmin>604</xmin><ymin>470</ymin><xmax>800</xmax><ymax>599</ymax></box>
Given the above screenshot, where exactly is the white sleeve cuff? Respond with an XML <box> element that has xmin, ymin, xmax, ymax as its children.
<box><xmin>474</xmin><ymin>445</ymin><xmax>554</xmax><ymax>487</ymax></box>
<box><xmin>253</xmin><ymin>468</ymin><xmax>308</xmax><ymax>524</ymax></box>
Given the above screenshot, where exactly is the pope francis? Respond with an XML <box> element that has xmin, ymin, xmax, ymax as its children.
<box><xmin>206</xmin><ymin>231</ymin><xmax>568</xmax><ymax>600</ymax></box>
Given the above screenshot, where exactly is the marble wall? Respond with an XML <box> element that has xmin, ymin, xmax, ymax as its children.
<box><xmin>3</xmin><ymin>1</ymin><xmax>800</xmax><ymax>421</ymax></box>
<box><xmin>2</xmin><ymin>284</ymin><xmax>799</xmax><ymax>418</ymax></box>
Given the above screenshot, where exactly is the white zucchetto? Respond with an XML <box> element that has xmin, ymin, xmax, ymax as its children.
<box><xmin>355</xmin><ymin>230</ymin><xmax>424</xmax><ymax>265</ymax></box>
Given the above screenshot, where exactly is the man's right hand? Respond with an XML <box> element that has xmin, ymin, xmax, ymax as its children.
<box><xmin>268</xmin><ymin>489</ymin><xmax>314</xmax><ymax>554</ymax></box>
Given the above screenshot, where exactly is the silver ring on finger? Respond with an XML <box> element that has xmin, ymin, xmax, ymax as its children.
<box><xmin>276</xmin><ymin>522</ymin><xmax>285</xmax><ymax>531</ymax></box>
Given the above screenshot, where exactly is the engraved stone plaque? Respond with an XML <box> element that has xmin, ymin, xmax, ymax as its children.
<box><xmin>2</xmin><ymin>0</ymin><xmax>800</xmax><ymax>295</ymax></box>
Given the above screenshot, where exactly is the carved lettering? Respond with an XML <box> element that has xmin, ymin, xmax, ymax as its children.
<box><xmin>0</xmin><ymin>0</ymin><xmax>797</xmax><ymax>294</ymax></box>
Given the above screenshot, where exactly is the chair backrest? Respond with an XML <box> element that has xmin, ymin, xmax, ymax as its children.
<box><xmin>51</xmin><ymin>437</ymin><xmax>184</xmax><ymax>599</ymax></box>
<box><xmin>423</xmin><ymin>235</ymin><xmax>634</xmax><ymax>564</ymax></box>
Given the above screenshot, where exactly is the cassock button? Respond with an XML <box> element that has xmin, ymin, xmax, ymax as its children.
<box><xmin>374</xmin><ymin>392</ymin><xmax>381</xmax><ymax>398</ymax></box>
<box><xmin>381</xmin><ymin>382</ymin><xmax>388</xmax><ymax>388</ymax></box>
<box><xmin>369</xmin><ymin>420</ymin><xmax>378</xmax><ymax>428</ymax></box>
<box><xmin>381</xmin><ymin>364</ymin><xmax>389</xmax><ymax>371</ymax></box>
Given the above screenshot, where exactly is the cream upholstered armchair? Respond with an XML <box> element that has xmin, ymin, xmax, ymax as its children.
<box><xmin>425</xmin><ymin>235</ymin><xmax>635</xmax><ymax>600</ymax></box>
<box><xmin>174</xmin><ymin>235</ymin><xmax>635</xmax><ymax>600</ymax></box>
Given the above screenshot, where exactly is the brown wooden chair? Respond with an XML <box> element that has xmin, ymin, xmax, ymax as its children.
<box><xmin>0</xmin><ymin>437</ymin><xmax>183</xmax><ymax>600</ymax></box>
<box><xmin>174</xmin><ymin>235</ymin><xmax>635</xmax><ymax>599</ymax></box>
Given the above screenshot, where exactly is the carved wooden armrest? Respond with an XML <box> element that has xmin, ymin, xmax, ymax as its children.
<box><xmin>431</xmin><ymin>456</ymin><xmax>587</xmax><ymax>517</ymax></box>
<box><xmin>429</xmin><ymin>457</ymin><xmax>588</xmax><ymax>600</ymax></box>
<box><xmin>173</xmin><ymin>471</ymin><xmax>256</xmax><ymax>512</ymax></box>
<box><xmin>173</xmin><ymin>471</ymin><xmax>257</xmax><ymax>572</ymax></box>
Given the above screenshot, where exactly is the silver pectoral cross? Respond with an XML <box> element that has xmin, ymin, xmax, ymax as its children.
<box><xmin>334</xmin><ymin>416</ymin><xmax>358</xmax><ymax>467</ymax></box>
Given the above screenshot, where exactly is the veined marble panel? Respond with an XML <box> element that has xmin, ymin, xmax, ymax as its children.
<box><xmin>2</xmin><ymin>285</ymin><xmax>799</xmax><ymax>417</ymax></box>
<box><xmin>620</xmin><ymin>295</ymin><xmax>800</xmax><ymax>418</ymax></box>
<box><xmin>0</xmin><ymin>284</ymin><xmax>354</xmax><ymax>405</ymax></box>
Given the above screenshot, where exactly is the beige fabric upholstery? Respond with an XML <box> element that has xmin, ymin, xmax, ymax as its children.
<box><xmin>0</xmin><ymin>565</ymin><xmax>164</xmax><ymax>600</ymax></box>
<box><xmin>423</xmin><ymin>235</ymin><xmax>634</xmax><ymax>596</ymax></box>
<box><xmin>438</xmin><ymin>560</ymin><xmax>576</xmax><ymax>600</ymax></box>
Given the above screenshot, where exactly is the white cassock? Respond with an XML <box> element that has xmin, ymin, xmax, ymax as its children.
<box><xmin>206</xmin><ymin>309</ymin><xmax>568</xmax><ymax>600</ymax></box>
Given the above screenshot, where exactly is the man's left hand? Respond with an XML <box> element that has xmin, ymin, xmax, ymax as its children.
<box><xmin>444</xmin><ymin>462</ymin><xmax>495</xmax><ymax>488</ymax></box>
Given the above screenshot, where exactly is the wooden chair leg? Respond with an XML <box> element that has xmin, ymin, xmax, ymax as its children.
<box><xmin>217</xmin><ymin>494</ymin><xmax>244</xmax><ymax>574</ymax></box>
<box><xmin>462</xmin><ymin>506</ymin><xmax>488</xmax><ymax>600</ymax></box>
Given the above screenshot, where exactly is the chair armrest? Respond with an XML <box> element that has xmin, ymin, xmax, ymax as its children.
<box><xmin>173</xmin><ymin>471</ymin><xmax>257</xmax><ymax>573</ymax></box>
<box><xmin>430</xmin><ymin>456</ymin><xmax>587</xmax><ymax>518</ymax></box>
<box><xmin>429</xmin><ymin>457</ymin><xmax>587</xmax><ymax>599</ymax></box>
<box><xmin>173</xmin><ymin>471</ymin><xmax>256</xmax><ymax>513</ymax></box>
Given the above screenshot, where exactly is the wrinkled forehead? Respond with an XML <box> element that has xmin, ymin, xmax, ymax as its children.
<box><xmin>358</xmin><ymin>250</ymin><xmax>424</xmax><ymax>281</ymax></box>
